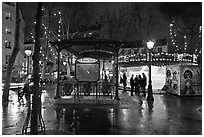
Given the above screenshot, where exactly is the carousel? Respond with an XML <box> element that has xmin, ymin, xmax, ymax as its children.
<box><xmin>118</xmin><ymin>52</ymin><xmax>202</xmax><ymax>96</ymax></box>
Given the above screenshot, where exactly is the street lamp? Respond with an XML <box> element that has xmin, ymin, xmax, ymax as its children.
<box><xmin>63</xmin><ymin>61</ymin><xmax>67</xmax><ymax>77</ymax></box>
<box><xmin>25</xmin><ymin>49</ymin><xmax>32</xmax><ymax>77</ymax></box>
<box><xmin>146</xmin><ymin>40</ymin><xmax>154</xmax><ymax>101</ymax></box>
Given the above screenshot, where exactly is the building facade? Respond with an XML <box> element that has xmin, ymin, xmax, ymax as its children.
<box><xmin>2</xmin><ymin>2</ymin><xmax>26</xmax><ymax>82</ymax></box>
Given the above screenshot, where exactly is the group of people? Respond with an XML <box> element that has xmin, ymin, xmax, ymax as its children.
<box><xmin>122</xmin><ymin>73</ymin><xmax>147</xmax><ymax>97</ymax></box>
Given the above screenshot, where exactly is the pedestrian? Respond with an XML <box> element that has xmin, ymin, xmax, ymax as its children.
<box><xmin>105</xmin><ymin>74</ymin><xmax>108</xmax><ymax>82</ymax></box>
<box><xmin>142</xmin><ymin>73</ymin><xmax>147</xmax><ymax>97</ymax></box>
<box><xmin>23</xmin><ymin>78</ymin><xmax>31</xmax><ymax>104</ymax></box>
<box><xmin>134</xmin><ymin>75</ymin><xmax>140</xmax><ymax>96</ymax></box>
<box><xmin>130</xmin><ymin>74</ymin><xmax>134</xmax><ymax>96</ymax></box>
<box><xmin>123</xmin><ymin>73</ymin><xmax>127</xmax><ymax>91</ymax></box>
<box><xmin>138</xmin><ymin>74</ymin><xmax>142</xmax><ymax>95</ymax></box>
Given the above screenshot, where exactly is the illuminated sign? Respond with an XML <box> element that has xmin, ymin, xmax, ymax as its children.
<box><xmin>78</xmin><ymin>57</ymin><xmax>98</xmax><ymax>63</ymax></box>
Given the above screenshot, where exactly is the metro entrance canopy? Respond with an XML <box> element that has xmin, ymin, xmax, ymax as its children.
<box><xmin>50</xmin><ymin>38</ymin><xmax>126</xmax><ymax>59</ymax></box>
<box><xmin>50</xmin><ymin>38</ymin><xmax>127</xmax><ymax>100</ymax></box>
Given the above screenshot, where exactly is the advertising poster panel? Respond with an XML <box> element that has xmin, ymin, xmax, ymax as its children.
<box><xmin>180</xmin><ymin>65</ymin><xmax>202</xmax><ymax>96</ymax></box>
<box><xmin>166</xmin><ymin>65</ymin><xmax>180</xmax><ymax>95</ymax></box>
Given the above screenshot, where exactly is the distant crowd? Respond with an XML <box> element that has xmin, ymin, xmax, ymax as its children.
<box><xmin>121</xmin><ymin>73</ymin><xmax>147</xmax><ymax>97</ymax></box>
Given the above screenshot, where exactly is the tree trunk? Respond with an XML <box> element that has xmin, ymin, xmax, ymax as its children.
<box><xmin>30</xmin><ymin>2</ymin><xmax>43</xmax><ymax>135</ymax></box>
<box><xmin>42</xmin><ymin>6</ymin><xmax>50</xmax><ymax>81</ymax></box>
<box><xmin>2</xmin><ymin>3</ymin><xmax>20</xmax><ymax>102</ymax></box>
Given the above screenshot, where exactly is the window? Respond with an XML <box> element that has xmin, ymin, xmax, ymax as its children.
<box><xmin>5</xmin><ymin>12</ymin><xmax>12</xmax><ymax>20</ymax></box>
<box><xmin>158</xmin><ymin>47</ymin><xmax>162</xmax><ymax>53</ymax></box>
<box><xmin>5</xmin><ymin>27</ymin><xmax>11</xmax><ymax>34</ymax></box>
<box><xmin>5</xmin><ymin>55</ymin><xmax>11</xmax><ymax>64</ymax></box>
<box><xmin>5</xmin><ymin>40</ymin><xmax>11</xmax><ymax>49</ymax></box>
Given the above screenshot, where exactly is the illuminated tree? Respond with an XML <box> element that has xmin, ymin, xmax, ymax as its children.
<box><xmin>29</xmin><ymin>3</ymin><xmax>96</xmax><ymax>80</ymax></box>
<box><xmin>159</xmin><ymin>2</ymin><xmax>202</xmax><ymax>55</ymax></box>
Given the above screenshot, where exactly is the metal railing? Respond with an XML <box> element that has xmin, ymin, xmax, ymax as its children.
<box><xmin>60</xmin><ymin>81</ymin><xmax>116</xmax><ymax>99</ymax></box>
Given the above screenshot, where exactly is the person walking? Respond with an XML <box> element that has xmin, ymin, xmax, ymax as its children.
<box><xmin>123</xmin><ymin>73</ymin><xmax>127</xmax><ymax>91</ymax></box>
<box><xmin>23</xmin><ymin>78</ymin><xmax>31</xmax><ymax>104</ymax></box>
<box><xmin>134</xmin><ymin>75</ymin><xmax>140</xmax><ymax>96</ymax></box>
<box><xmin>142</xmin><ymin>73</ymin><xmax>147</xmax><ymax>97</ymax></box>
<box><xmin>130</xmin><ymin>74</ymin><xmax>134</xmax><ymax>96</ymax></box>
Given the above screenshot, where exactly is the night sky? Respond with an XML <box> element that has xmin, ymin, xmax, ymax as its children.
<box><xmin>20</xmin><ymin>2</ymin><xmax>131</xmax><ymax>40</ymax></box>
<box><xmin>19</xmin><ymin>2</ymin><xmax>201</xmax><ymax>42</ymax></box>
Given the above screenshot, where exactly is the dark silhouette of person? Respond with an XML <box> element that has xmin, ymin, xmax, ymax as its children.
<box><xmin>23</xmin><ymin>79</ymin><xmax>31</xmax><ymax>104</ymax></box>
<box><xmin>134</xmin><ymin>75</ymin><xmax>140</xmax><ymax>96</ymax></box>
<box><xmin>138</xmin><ymin>74</ymin><xmax>142</xmax><ymax>94</ymax></box>
<box><xmin>130</xmin><ymin>74</ymin><xmax>134</xmax><ymax>96</ymax></box>
<box><xmin>123</xmin><ymin>73</ymin><xmax>127</xmax><ymax>91</ymax></box>
<box><xmin>142</xmin><ymin>73</ymin><xmax>147</xmax><ymax>97</ymax></box>
<box><xmin>104</xmin><ymin>74</ymin><xmax>108</xmax><ymax>82</ymax></box>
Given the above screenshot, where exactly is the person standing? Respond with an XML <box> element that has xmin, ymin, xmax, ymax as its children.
<box><xmin>123</xmin><ymin>73</ymin><xmax>127</xmax><ymax>91</ymax></box>
<box><xmin>130</xmin><ymin>74</ymin><xmax>134</xmax><ymax>96</ymax></box>
<box><xmin>105</xmin><ymin>74</ymin><xmax>108</xmax><ymax>82</ymax></box>
<box><xmin>134</xmin><ymin>75</ymin><xmax>140</xmax><ymax>96</ymax></box>
<box><xmin>23</xmin><ymin>78</ymin><xmax>31</xmax><ymax>104</ymax></box>
<box><xmin>138</xmin><ymin>74</ymin><xmax>142</xmax><ymax>95</ymax></box>
<box><xmin>142</xmin><ymin>73</ymin><xmax>147</xmax><ymax>97</ymax></box>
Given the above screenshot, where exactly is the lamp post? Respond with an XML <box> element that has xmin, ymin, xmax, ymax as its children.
<box><xmin>25</xmin><ymin>49</ymin><xmax>32</xmax><ymax>77</ymax></box>
<box><xmin>63</xmin><ymin>61</ymin><xmax>67</xmax><ymax>77</ymax></box>
<box><xmin>146</xmin><ymin>41</ymin><xmax>154</xmax><ymax>101</ymax></box>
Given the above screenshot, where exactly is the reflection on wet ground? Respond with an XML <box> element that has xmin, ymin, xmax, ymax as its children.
<box><xmin>2</xmin><ymin>84</ymin><xmax>202</xmax><ymax>135</ymax></box>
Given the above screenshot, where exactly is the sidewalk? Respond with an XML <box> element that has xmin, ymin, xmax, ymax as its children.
<box><xmin>2</xmin><ymin>84</ymin><xmax>202</xmax><ymax>135</ymax></box>
<box><xmin>118</xmin><ymin>85</ymin><xmax>165</xmax><ymax>94</ymax></box>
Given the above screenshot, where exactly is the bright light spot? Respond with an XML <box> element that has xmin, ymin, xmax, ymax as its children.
<box><xmin>146</xmin><ymin>40</ymin><xmax>155</xmax><ymax>49</ymax></box>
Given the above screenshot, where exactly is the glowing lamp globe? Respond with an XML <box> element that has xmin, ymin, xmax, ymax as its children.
<box><xmin>25</xmin><ymin>49</ymin><xmax>32</xmax><ymax>56</ymax></box>
<box><xmin>147</xmin><ymin>41</ymin><xmax>155</xmax><ymax>49</ymax></box>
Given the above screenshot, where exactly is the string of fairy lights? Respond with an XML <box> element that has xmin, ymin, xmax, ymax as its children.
<box><xmin>195</xmin><ymin>25</ymin><xmax>202</xmax><ymax>55</ymax></box>
<box><xmin>119</xmin><ymin>19</ymin><xmax>201</xmax><ymax>65</ymax></box>
<box><xmin>30</xmin><ymin>6</ymin><xmax>69</xmax><ymax>64</ymax></box>
<box><xmin>169</xmin><ymin>20</ymin><xmax>179</xmax><ymax>52</ymax></box>
<box><xmin>169</xmin><ymin>19</ymin><xmax>202</xmax><ymax>55</ymax></box>
<box><xmin>29</xmin><ymin>6</ymin><xmax>202</xmax><ymax>66</ymax></box>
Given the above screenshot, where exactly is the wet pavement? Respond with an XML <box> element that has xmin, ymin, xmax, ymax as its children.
<box><xmin>2</xmin><ymin>84</ymin><xmax>202</xmax><ymax>135</ymax></box>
